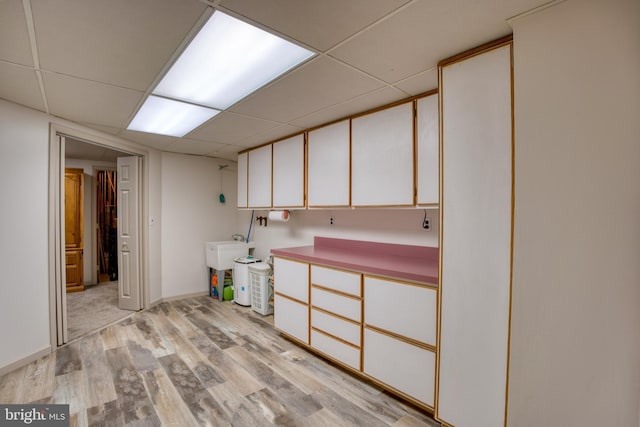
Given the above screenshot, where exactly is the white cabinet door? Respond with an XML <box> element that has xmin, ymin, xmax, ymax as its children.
<box><xmin>237</xmin><ymin>152</ymin><xmax>248</xmax><ymax>208</ymax></box>
<box><xmin>272</xmin><ymin>134</ymin><xmax>305</xmax><ymax>208</ymax></box>
<box><xmin>363</xmin><ymin>328</ymin><xmax>435</xmax><ymax>407</ymax></box>
<box><xmin>310</xmin><ymin>265</ymin><xmax>361</xmax><ymax>297</ymax></box>
<box><xmin>247</xmin><ymin>144</ymin><xmax>272</xmax><ymax>208</ymax></box>
<box><xmin>311</xmin><ymin>287</ymin><xmax>360</xmax><ymax>322</ymax></box>
<box><xmin>416</xmin><ymin>93</ymin><xmax>439</xmax><ymax>206</ymax></box>
<box><xmin>311</xmin><ymin>309</ymin><xmax>360</xmax><ymax>346</ymax></box>
<box><xmin>311</xmin><ymin>329</ymin><xmax>360</xmax><ymax>370</ymax></box>
<box><xmin>364</xmin><ymin>276</ymin><xmax>436</xmax><ymax>346</ymax></box>
<box><xmin>307</xmin><ymin>120</ymin><xmax>350</xmax><ymax>207</ymax></box>
<box><xmin>351</xmin><ymin>102</ymin><xmax>414</xmax><ymax>206</ymax></box>
<box><xmin>273</xmin><ymin>257</ymin><xmax>309</xmax><ymax>303</ymax></box>
<box><xmin>438</xmin><ymin>42</ymin><xmax>513</xmax><ymax>427</ymax></box>
<box><xmin>274</xmin><ymin>295</ymin><xmax>309</xmax><ymax>344</ymax></box>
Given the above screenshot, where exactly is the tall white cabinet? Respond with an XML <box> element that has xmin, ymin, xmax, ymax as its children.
<box><xmin>437</xmin><ymin>39</ymin><xmax>513</xmax><ymax>427</ymax></box>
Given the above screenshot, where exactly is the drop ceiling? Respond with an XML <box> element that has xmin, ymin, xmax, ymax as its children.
<box><xmin>0</xmin><ymin>0</ymin><xmax>548</xmax><ymax>161</ymax></box>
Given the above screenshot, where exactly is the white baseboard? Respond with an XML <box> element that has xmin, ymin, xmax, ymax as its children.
<box><xmin>159</xmin><ymin>291</ymin><xmax>209</xmax><ymax>303</ymax></box>
<box><xmin>0</xmin><ymin>346</ymin><xmax>51</xmax><ymax>377</ymax></box>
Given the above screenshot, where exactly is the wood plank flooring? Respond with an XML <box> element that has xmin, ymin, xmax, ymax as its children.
<box><xmin>0</xmin><ymin>296</ymin><xmax>440</xmax><ymax>427</ymax></box>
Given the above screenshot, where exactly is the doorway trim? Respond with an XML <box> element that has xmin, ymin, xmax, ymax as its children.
<box><xmin>47</xmin><ymin>122</ymin><xmax>151</xmax><ymax>347</ymax></box>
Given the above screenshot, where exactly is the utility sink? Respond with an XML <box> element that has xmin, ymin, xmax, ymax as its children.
<box><xmin>205</xmin><ymin>241</ymin><xmax>255</xmax><ymax>270</ymax></box>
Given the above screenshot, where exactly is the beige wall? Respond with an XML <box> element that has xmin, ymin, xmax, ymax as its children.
<box><xmin>509</xmin><ymin>0</ymin><xmax>640</xmax><ymax>425</ymax></box>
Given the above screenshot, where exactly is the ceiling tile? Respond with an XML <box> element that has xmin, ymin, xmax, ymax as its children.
<box><xmin>43</xmin><ymin>71</ymin><xmax>143</xmax><ymax>128</ymax></box>
<box><xmin>31</xmin><ymin>0</ymin><xmax>206</xmax><ymax>91</ymax></box>
<box><xmin>221</xmin><ymin>0</ymin><xmax>411</xmax><ymax>51</ymax></box>
<box><xmin>118</xmin><ymin>129</ymin><xmax>177</xmax><ymax>151</ymax></box>
<box><xmin>394</xmin><ymin>68</ymin><xmax>438</xmax><ymax>96</ymax></box>
<box><xmin>234</xmin><ymin>124</ymin><xmax>304</xmax><ymax>148</ymax></box>
<box><xmin>187</xmin><ymin>111</ymin><xmax>281</xmax><ymax>144</ymax></box>
<box><xmin>164</xmin><ymin>139</ymin><xmax>228</xmax><ymax>156</ymax></box>
<box><xmin>208</xmin><ymin>144</ymin><xmax>242</xmax><ymax>161</ymax></box>
<box><xmin>0</xmin><ymin>63</ymin><xmax>44</xmax><ymax>111</ymax></box>
<box><xmin>290</xmin><ymin>87</ymin><xmax>409</xmax><ymax>129</ymax></box>
<box><xmin>229</xmin><ymin>56</ymin><xmax>385</xmax><ymax>123</ymax></box>
<box><xmin>80</xmin><ymin>123</ymin><xmax>122</xmax><ymax>136</ymax></box>
<box><xmin>330</xmin><ymin>0</ymin><xmax>545</xmax><ymax>83</ymax></box>
<box><xmin>0</xmin><ymin>0</ymin><xmax>33</xmax><ymax>67</ymax></box>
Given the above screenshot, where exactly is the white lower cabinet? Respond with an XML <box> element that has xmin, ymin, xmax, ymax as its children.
<box><xmin>311</xmin><ymin>309</ymin><xmax>360</xmax><ymax>346</ymax></box>
<box><xmin>274</xmin><ymin>294</ymin><xmax>309</xmax><ymax>344</ymax></box>
<box><xmin>310</xmin><ymin>329</ymin><xmax>360</xmax><ymax>370</ymax></box>
<box><xmin>311</xmin><ymin>287</ymin><xmax>361</xmax><ymax>322</ymax></box>
<box><xmin>364</xmin><ymin>276</ymin><xmax>437</xmax><ymax>346</ymax></box>
<box><xmin>274</xmin><ymin>260</ymin><xmax>436</xmax><ymax>412</ymax></box>
<box><xmin>364</xmin><ymin>328</ymin><xmax>435</xmax><ymax>408</ymax></box>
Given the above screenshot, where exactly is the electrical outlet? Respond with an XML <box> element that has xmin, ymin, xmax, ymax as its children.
<box><xmin>423</xmin><ymin>217</ymin><xmax>430</xmax><ymax>230</ymax></box>
<box><xmin>330</xmin><ymin>216</ymin><xmax>334</xmax><ymax>226</ymax></box>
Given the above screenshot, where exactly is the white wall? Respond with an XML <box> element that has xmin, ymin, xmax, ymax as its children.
<box><xmin>0</xmin><ymin>98</ymin><xmax>163</xmax><ymax>372</ymax></box>
<box><xmin>509</xmin><ymin>1</ymin><xmax>640</xmax><ymax>425</ymax></box>
<box><xmin>160</xmin><ymin>153</ymin><xmax>240</xmax><ymax>299</ymax></box>
<box><xmin>147</xmin><ymin>150</ymin><xmax>163</xmax><ymax>304</ymax></box>
<box><xmin>244</xmin><ymin>208</ymin><xmax>439</xmax><ymax>261</ymax></box>
<box><xmin>0</xmin><ymin>101</ymin><xmax>52</xmax><ymax>369</ymax></box>
<box><xmin>64</xmin><ymin>159</ymin><xmax>117</xmax><ymax>285</ymax></box>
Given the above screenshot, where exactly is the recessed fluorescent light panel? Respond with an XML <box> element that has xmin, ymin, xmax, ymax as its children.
<box><xmin>127</xmin><ymin>96</ymin><xmax>220</xmax><ymax>137</ymax></box>
<box><xmin>153</xmin><ymin>11</ymin><xmax>316</xmax><ymax>109</ymax></box>
<box><xmin>128</xmin><ymin>10</ymin><xmax>315</xmax><ymax>136</ymax></box>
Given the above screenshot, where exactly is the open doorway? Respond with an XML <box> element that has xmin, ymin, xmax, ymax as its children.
<box><xmin>64</xmin><ymin>138</ymin><xmax>130</xmax><ymax>341</ymax></box>
<box><xmin>51</xmin><ymin>133</ymin><xmax>145</xmax><ymax>345</ymax></box>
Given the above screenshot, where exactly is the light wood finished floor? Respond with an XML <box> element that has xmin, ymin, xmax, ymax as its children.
<box><xmin>0</xmin><ymin>296</ymin><xmax>440</xmax><ymax>427</ymax></box>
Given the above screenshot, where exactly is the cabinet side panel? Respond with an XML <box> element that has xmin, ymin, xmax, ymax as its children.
<box><xmin>438</xmin><ymin>44</ymin><xmax>512</xmax><ymax>427</ymax></box>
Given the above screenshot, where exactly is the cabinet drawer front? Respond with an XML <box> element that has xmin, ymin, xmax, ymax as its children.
<box><xmin>311</xmin><ymin>287</ymin><xmax>361</xmax><ymax>322</ymax></box>
<box><xmin>274</xmin><ymin>257</ymin><xmax>309</xmax><ymax>303</ymax></box>
<box><xmin>274</xmin><ymin>295</ymin><xmax>308</xmax><ymax>344</ymax></box>
<box><xmin>311</xmin><ymin>265</ymin><xmax>361</xmax><ymax>296</ymax></box>
<box><xmin>311</xmin><ymin>329</ymin><xmax>360</xmax><ymax>371</ymax></box>
<box><xmin>364</xmin><ymin>328</ymin><xmax>435</xmax><ymax>407</ymax></box>
<box><xmin>364</xmin><ymin>277</ymin><xmax>436</xmax><ymax>346</ymax></box>
<box><xmin>311</xmin><ymin>309</ymin><xmax>360</xmax><ymax>347</ymax></box>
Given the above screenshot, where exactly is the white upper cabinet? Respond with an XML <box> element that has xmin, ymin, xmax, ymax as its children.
<box><xmin>236</xmin><ymin>152</ymin><xmax>248</xmax><ymax>208</ymax></box>
<box><xmin>351</xmin><ymin>102</ymin><xmax>414</xmax><ymax>207</ymax></box>
<box><xmin>272</xmin><ymin>134</ymin><xmax>305</xmax><ymax>208</ymax></box>
<box><xmin>416</xmin><ymin>93</ymin><xmax>439</xmax><ymax>205</ymax></box>
<box><xmin>307</xmin><ymin>120</ymin><xmax>350</xmax><ymax>207</ymax></box>
<box><xmin>247</xmin><ymin>144</ymin><xmax>272</xmax><ymax>208</ymax></box>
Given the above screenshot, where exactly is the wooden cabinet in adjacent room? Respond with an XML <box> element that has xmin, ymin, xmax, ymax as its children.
<box><xmin>65</xmin><ymin>167</ymin><xmax>84</xmax><ymax>292</ymax></box>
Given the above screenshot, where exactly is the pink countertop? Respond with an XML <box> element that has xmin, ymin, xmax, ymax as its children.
<box><xmin>270</xmin><ymin>237</ymin><xmax>438</xmax><ymax>286</ymax></box>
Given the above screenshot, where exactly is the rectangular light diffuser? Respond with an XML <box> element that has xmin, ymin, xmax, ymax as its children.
<box><xmin>127</xmin><ymin>96</ymin><xmax>220</xmax><ymax>137</ymax></box>
<box><xmin>152</xmin><ymin>11</ymin><xmax>316</xmax><ymax>109</ymax></box>
<box><xmin>128</xmin><ymin>10</ymin><xmax>315</xmax><ymax>137</ymax></box>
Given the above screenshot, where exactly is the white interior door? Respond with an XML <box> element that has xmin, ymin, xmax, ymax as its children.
<box><xmin>117</xmin><ymin>156</ymin><xmax>142</xmax><ymax>311</ymax></box>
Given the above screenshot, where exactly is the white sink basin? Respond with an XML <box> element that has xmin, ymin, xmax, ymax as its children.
<box><xmin>205</xmin><ymin>241</ymin><xmax>255</xmax><ymax>270</ymax></box>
